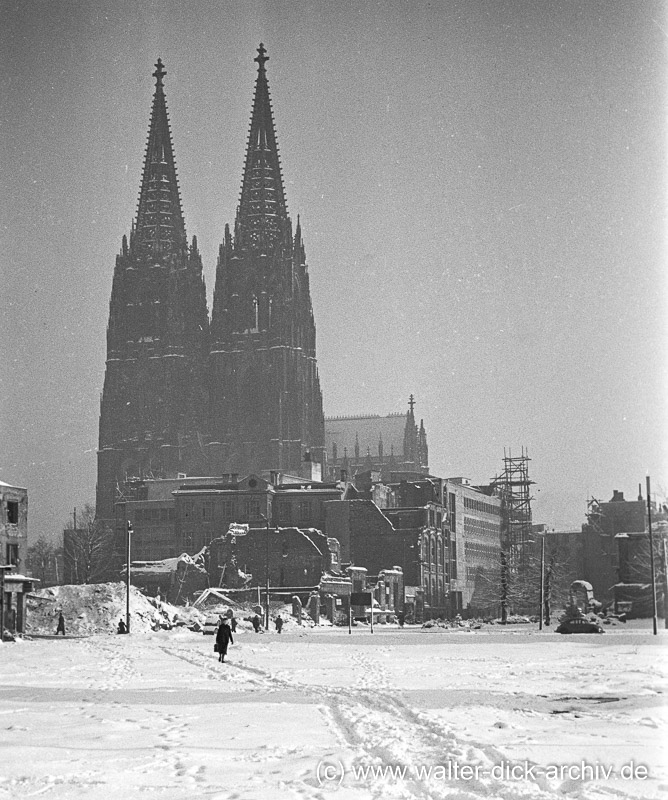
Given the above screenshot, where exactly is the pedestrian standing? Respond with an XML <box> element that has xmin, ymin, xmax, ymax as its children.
<box><xmin>252</xmin><ymin>614</ymin><xmax>261</xmax><ymax>633</ymax></box>
<box><xmin>229</xmin><ymin>615</ymin><xmax>237</xmax><ymax>633</ymax></box>
<box><xmin>56</xmin><ymin>612</ymin><xmax>66</xmax><ymax>636</ymax></box>
<box><xmin>275</xmin><ymin>615</ymin><xmax>283</xmax><ymax>634</ymax></box>
<box><xmin>216</xmin><ymin>618</ymin><xmax>233</xmax><ymax>662</ymax></box>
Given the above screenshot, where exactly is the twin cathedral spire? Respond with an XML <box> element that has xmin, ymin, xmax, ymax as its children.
<box><xmin>97</xmin><ymin>46</ymin><xmax>324</xmax><ymax>520</ymax></box>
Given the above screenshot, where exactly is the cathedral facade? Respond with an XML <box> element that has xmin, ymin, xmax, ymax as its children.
<box><xmin>96</xmin><ymin>47</ymin><xmax>324</xmax><ymax>522</ymax></box>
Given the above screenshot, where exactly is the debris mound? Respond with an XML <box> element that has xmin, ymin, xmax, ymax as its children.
<box><xmin>25</xmin><ymin>582</ymin><xmax>204</xmax><ymax>636</ymax></box>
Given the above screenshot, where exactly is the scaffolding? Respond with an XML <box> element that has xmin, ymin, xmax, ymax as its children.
<box><xmin>492</xmin><ymin>448</ymin><xmax>535</xmax><ymax>569</ymax></box>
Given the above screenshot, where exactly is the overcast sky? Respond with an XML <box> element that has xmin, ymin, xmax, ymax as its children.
<box><xmin>2</xmin><ymin>0</ymin><xmax>666</xmax><ymax>541</ymax></box>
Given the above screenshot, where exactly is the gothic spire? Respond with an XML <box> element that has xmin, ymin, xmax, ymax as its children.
<box><xmin>403</xmin><ymin>394</ymin><xmax>418</xmax><ymax>464</ymax></box>
<box><xmin>236</xmin><ymin>44</ymin><xmax>289</xmax><ymax>250</ymax></box>
<box><xmin>134</xmin><ymin>59</ymin><xmax>187</xmax><ymax>256</ymax></box>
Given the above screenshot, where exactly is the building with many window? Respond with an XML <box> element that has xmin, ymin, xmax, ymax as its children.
<box><xmin>1</xmin><ymin>480</ymin><xmax>28</xmax><ymax>571</ymax></box>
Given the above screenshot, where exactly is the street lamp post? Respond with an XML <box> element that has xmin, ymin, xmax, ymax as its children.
<box><xmin>538</xmin><ymin>534</ymin><xmax>545</xmax><ymax>631</ymax></box>
<box><xmin>662</xmin><ymin>536</ymin><xmax>668</xmax><ymax>630</ymax></box>
<box><xmin>126</xmin><ymin>520</ymin><xmax>133</xmax><ymax>634</ymax></box>
<box><xmin>260</xmin><ymin>513</ymin><xmax>270</xmax><ymax>630</ymax></box>
<box><xmin>646</xmin><ymin>476</ymin><xmax>658</xmax><ymax>636</ymax></box>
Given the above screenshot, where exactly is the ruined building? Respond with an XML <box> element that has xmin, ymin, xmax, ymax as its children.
<box><xmin>97</xmin><ymin>48</ymin><xmax>324</xmax><ymax>524</ymax></box>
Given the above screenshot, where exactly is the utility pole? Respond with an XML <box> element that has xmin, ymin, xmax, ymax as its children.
<box><xmin>662</xmin><ymin>537</ymin><xmax>668</xmax><ymax>630</ymax></box>
<box><xmin>126</xmin><ymin>520</ymin><xmax>133</xmax><ymax>634</ymax></box>
<box><xmin>73</xmin><ymin>507</ymin><xmax>78</xmax><ymax>584</ymax></box>
<box><xmin>646</xmin><ymin>476</ymin><xmax>658</xmax><ymax>636</ymax></box>
<box><xmin>538</xmin><ymin>534</ymin><xmax>545</xmax><ymax>631</ymax></box>
<box><xmin>261</xmin><ymin>513</ymin><xmax>270</xmax><ymax>630</ymax></box>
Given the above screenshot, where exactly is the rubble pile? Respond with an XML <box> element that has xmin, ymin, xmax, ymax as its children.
<box><xmin>25</xmin><ymin>582</ymin><xmax>205</xmax><ymax>636</ymax></box>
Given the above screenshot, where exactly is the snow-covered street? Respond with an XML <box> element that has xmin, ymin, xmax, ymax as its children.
<box><xmin>0</xmin><ymin>626</ymin><xmax>665</xmax><ymax>799</ymax></box>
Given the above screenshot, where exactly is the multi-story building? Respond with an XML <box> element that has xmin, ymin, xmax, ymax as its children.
<box><xmin>582</xmin><ymin>489</ymin><xmax>646</xmax><ymax>604</ymax></box>
<box><xmin>111</xmin><ymin>472</ymin><xmax>345</xmax><ymax>568</ymax></box>
<box><xmin>1</xmin><ymin>480</ymin><xmax>28</xmax><ymax>571</ymax></box>
<box><xmin>324</xmin><ymin>493</ymin><xmax>449</xmax><ymax>618</ymax></box>
<box><xmin>445</xmin><ymin>477</ymin><xmax>502</xmax><ymax>614</ymax></box>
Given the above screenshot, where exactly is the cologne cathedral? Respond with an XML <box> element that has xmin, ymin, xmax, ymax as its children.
<box><xmin>96</xmin><ymin>46</ymin><xmax>324</xmax><ymax>521</ymax></box>
<box><xmin>96</xmin><ymin>46</ymin><xmax>427</xmax><ymax>523</ymax></box>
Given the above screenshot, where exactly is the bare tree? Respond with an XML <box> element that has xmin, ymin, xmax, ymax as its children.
<box><xmin>63</xmin><ymin>504</ymin><xmax>114</xmax><ymax>584</ymax></box>
<box><xmin>27</xmin><ymin>537</ymin><xmax>62</xmax><ymax>586</ymax></box>
<box><xmin>469</xmin><ymin>539</ymin><xmax>578</xmax><ymax>622</ymax></box>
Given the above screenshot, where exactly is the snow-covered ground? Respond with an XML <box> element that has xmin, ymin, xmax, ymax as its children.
<box><xmin>0</xmin><ymin>623</ymin><xmax>665</xmax><ymax>799</ymax></box>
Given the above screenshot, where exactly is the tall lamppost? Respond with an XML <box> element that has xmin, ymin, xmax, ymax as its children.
<box><xmin>260</xmin><ymin>513</ymin><xmax>270</xmax><ymax>630</ymax></box>
<box><xmin>646</xmin><ymin>476</ymin><xmax>658</xmax><ymax>636</ymax></box>
<box><xmin>126</xmin><ymin>520</ymin><xmax>133</xmax><ymax>634</ymax></box>
<box><xmin>537</xmin><ymin>533</ymin><xmax>545</xmax><ymax>630</ymax></box>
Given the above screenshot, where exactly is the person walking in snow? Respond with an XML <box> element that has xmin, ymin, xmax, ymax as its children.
<box><xmin>229</xmin><ymin>615</ymin><xmax>237</xmax><ymax>633</ymax></box>
<box><xmin>55</xmin><ymin>612</ymin><xmax>66</xmax><ymax>636</ymax></box>
<box><xmin>274</xmin><ymin>615</ymin><xmax>283</xmax><ymax>634</ymax></box>
<box><xmin>252</xmin><ymin>614</ymin><xmax>262</xmax><ymax>633</ymax></box>
<box><xmin>216</xmin><ymin>618</ymin><xmax>233</xmax><ymax>662</ymax></box>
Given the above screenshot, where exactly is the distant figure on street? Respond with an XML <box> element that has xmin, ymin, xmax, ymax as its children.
<box><xmin>229</xmin><ymin>615</ymin><xmax>237</xmax><ymax>633</ymax></box>
<box><xmin>216</xmin><ymin>618</ymin><xmax>233</xmax><ymax>662</ymax></box>
<box><xmin>56</xmin><ymin>612</ymin><xmax>66</xmax><ymax>636</ymax></box>
<box><xmin>275</xmin><ymin>615</ymin><xmax>283</xmax><ymax>634</ymax></box>
<box><xmin>252</xmin><ymin>614</ymin><xmax>262</xmax><ymax>633</ymax></box>
<box><xmin>117</xmin><ymin>619</ymin><xmax>128</xmax><ymax>634</ymax></box>
<box><xmin>396</xmin><ymin>611</ymin><xmax>405</xmax><ymax>628</ymax></box>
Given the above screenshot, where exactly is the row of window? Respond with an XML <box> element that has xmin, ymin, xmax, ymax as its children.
<box><xmin>179</xmin><ymin>500</ymin><xmax>317</xmax><ymax>524</ymax></box>
<box><xmin>463</xmin><ymin>517</ymin><xmax>501</xmax><ymax>540</ymax></box>
<box><xmin>463</xmin><ymin>497</ymin><xmax>501</xmax><ymax>516</ymax></box>
<box><xmin>464</xmin><ymin>541</ymin><xmax>501</xmax><ymax>565</ymax></box>
<box><xmin>134</xmin><ymin>507</ymin><xmax>175</xmax><ymax>523</ymax></box>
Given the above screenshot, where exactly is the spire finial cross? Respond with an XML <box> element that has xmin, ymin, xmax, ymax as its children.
<box><xmin>153</xmin><ymin>58</ymin><xmax>166</xmax><ymax>87</ymax></box>
<box><xmin>255</xmin><ymin>43</ymin><xmax>269</xmax><ymax>70</ymax></box>
<box><xmin>408</xmin><ymin>394</ymin><xmax>415</xmax><ymax>413</ymax></box>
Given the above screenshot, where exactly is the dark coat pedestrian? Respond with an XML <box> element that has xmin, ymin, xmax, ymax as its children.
<box><xmin>216</xmin><ymin>620</ymin><xmax>233</xmax><ymax>662</ymax></box>
<box><xmin>56</xmin><ymin>612</ymin><xmax>65</xmax><ymax>636</ymax></box>
<box><xmin>117</xmin><ymin>619</ymin><xmax>128</xmax><ymax>634</ymax></box>
<box><xmin>275</xmin><ymin>615</ymin><xmax>283</xmax><ymax>633</ymax></box>
<box><xmin>229</xmin><ymin>615</ymin><xmax>237</xmax><ymax>633</ymax></box>
<box><xmin>252</xmin><ymin>614</ymin><xmax>261</xmax><ymax>633</ymax></box>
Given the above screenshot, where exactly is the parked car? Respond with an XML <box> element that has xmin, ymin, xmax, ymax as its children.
<box><xmin>556</xmin><ymin>617</ymin><xmax>604</xmax><ymax>634</ymax></box>
<box><xmin>202</xmin><ymin>615</ymin><xmax>221</xmax><ymax>635</ymax></box>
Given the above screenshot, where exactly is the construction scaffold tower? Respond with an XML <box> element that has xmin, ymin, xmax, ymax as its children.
<box><xmin>492</xmin><ymin>448</ymin><xmax>535</xmax><ymax>570</ymax></box>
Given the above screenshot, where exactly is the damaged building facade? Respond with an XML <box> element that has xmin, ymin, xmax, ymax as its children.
<box><xmin>1</xmin><ymin>480</ymin><xmax>28</xmax><ymax>571</ymax></box>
